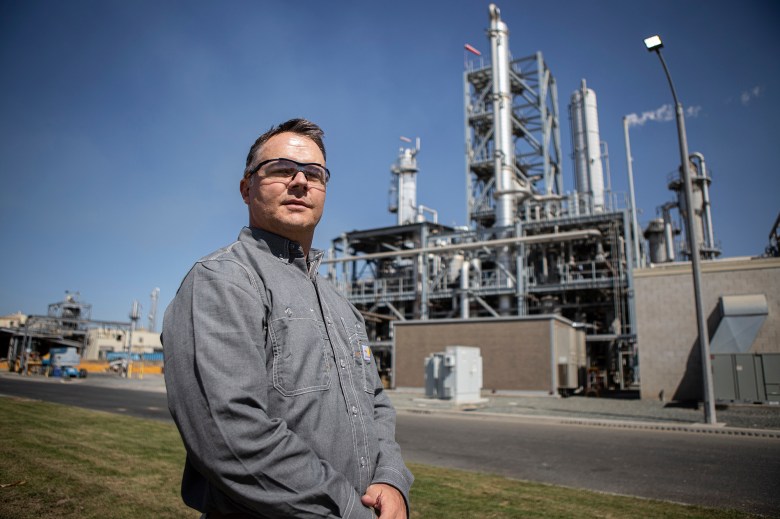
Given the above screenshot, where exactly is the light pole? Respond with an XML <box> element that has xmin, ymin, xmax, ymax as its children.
<box><xmin>644</xmin><ymin>35</ymin><xmax>717</xmax><ymax>424</ymax></box>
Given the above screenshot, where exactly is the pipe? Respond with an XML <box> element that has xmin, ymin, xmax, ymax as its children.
<box><xmin>460</xmin><ymin>260</ymin><xmax>470</xmax><ymax>319</ymax></box>
<box><xmin>416</xmin><ymin>204</ymin><xmax>438</xmax><ymax>224</ymax></box>
<box><xmin>690</xmin><ymin>152</ymin><xmax>715</xmax><ymax>253</ymax></box>
<box><xmin>489</xmin><ymin>3</ymin><xmax>521</xmax><ymax>228</ymax></box>
<box><xmin>320</xmin><ymin>229</ymin><xmax>602</xmax><ymax>264</ymax></box>
<box><xmin>623</xmin><ymin>116</ymin><xmax>642</xmax><ymax>268</ymax></box>
<box><xmin>662</xmin><ymin>202</ymin><xmax>676</xmax><ymax>262</ymax></box>
<box><xmin>488</xmin><ymin>3</ymin><xmax>519</xmax><ymax>315</ymax></box>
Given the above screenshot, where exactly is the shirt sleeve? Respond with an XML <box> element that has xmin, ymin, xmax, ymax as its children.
<box><xmin>368</xmin><ymin>358</ymin><xmax>415</xmax><ymax>513</ymax></box>
<box><xmin>164</xmin><ymin>260</ymin><xmax>374</xmax><ymax>518</ymax></box>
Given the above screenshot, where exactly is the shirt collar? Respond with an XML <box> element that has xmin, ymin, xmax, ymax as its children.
<box><xmin>240</xmin><ymin>227</ymin><xmax>323</xmax><ymax>275</ymax></box>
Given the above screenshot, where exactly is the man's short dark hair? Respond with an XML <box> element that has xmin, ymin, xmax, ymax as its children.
<box><xmin>244</xmin><ymin>118</ymin><xmax>326</xmax><ymax>179</ymax></box>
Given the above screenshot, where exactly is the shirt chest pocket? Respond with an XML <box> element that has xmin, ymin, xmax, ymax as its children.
<box><xmin>269</xmin><ymin>316</ymin><xmax>331</xmax><ymax>396</ymax></box>
<box><xmin>341</xmin><ymin>318</ymin><xmax>376</xmax><ymax>395</ymax></box>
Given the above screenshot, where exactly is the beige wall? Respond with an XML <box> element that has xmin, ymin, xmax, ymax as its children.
<box><xmin>84</xmin><ymin>327</ymin><xmax>161</xmax><ymax>360</ymax></box>
<box><xmin>393</xmin><ymin>316</ymin><xmax>583</xmax><ymax>392</ymax></box>
<box><xmin>635</xmin><ymin>257</ymin><xmax>780</xmax><ymax>401</ymax></box>
<box><xmin>0</xmin><ymin>312</ymin><xmax>27</xmax><ymax>328</ymax></box>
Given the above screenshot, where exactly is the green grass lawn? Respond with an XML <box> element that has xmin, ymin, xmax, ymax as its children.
<box><xmin>0</xmin><ymin>396</ymin><xmax>755</xmax><ymax>518</ymax></box>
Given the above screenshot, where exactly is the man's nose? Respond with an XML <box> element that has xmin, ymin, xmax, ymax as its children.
<box><xmin>288</xmin><ymin>170</ymin><xmax>309</xmax><ymax>189</ymax></box>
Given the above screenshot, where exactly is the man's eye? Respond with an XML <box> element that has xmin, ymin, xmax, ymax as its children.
<box><xmin>267</xmin><ymin>166</ymin><xmax>295</xmax><ymax>177</ymax></box>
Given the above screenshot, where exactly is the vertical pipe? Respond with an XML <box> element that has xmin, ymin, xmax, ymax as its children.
<box><xmin>464</xmin><ymin>69</ymin><xmax>474</xmax><ymax>225</ymax></box>
<box><xmin>601</xmin><ymin>141</ymin><xmax>612</xmax><ymax>202</ymax></box>
<box><xmin>623</xmin><ymin>208</ymin><xmax>638</xmax><ymax>378</ymax></box>
<box><xmin>579</xmin><ymin>81</ymin><xmax>593</xmax><ymax>214</ymax></box>
<box><xmin>691</xmin><ymin>152</ymin><xmax>715</xmax><ymax>253</ymax></box>
<box><xmin>420</xmin><ymin>224</ymin><xmax>429</xmax><ymax>319</ymax></box>
<box><xmin>460</xmin><ymin>260</ymin><xmax>470</xmax><ymax>319</ymax></box>
<box><xmin>489</xmin><ymin>3</ymin><xmax>517</xmax><ymax>228</ymax></box>
<box><xmin>662</xmin><ymin>204</ymin><xmax>676</xmax><ymax>262</ymax></box>
<box><xmin>570</xmin><ymin>91</ymin><xmax>588</xmax><ymax>213</ymax></box>
<box><xmin>623</xmin><ymin>117</ymin><xmax>642</xmax><ymax>268</ymax></box>
<box><xmin>516</xmin><ymin>221</ymin><xmax>526</xmax><ymax>316</ymax></box>
<box><xmin>549</xmin><ymin>319</ymin><xmax>558</xmax><ymax>395</ymax></box>
<box><xmin>488</xmin><ymin>3</ymin><xmax>516</xmax><ymax>315</ymax></box>
<box><xmin>550</xmin><ymin>73</ymin><xmax>564</xmax><ymax>196</ymax></box>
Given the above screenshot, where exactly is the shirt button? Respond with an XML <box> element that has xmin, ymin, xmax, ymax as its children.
<box><xmin>360</xmin><ymin>457</ymin><xmax>367</xmax><ymax>468</ymax></box>
<box><xmin>340</xmin><ymin>359</ymin><xmax>346</xmax><ymax>368</ymax></box>
<box><xmin>351</xmin><ymin>405</ymin><xmax>358</xmax><ymax>415</ymax></box>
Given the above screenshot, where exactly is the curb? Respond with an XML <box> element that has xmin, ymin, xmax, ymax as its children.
<box><xmin>395</xmin><ymin>407</ymin><xmax>780</xmax><ymax>439</ymax></box>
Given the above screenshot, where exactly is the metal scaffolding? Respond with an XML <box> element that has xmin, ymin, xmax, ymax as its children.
<box><xmin>325</xmin><ymin>4</ymin><xmax>638</xmax><ymax>394</ymax></box>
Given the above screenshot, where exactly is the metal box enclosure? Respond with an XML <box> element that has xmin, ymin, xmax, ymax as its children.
<box><xmin>424</xmin><ymin>353</ymin><xmax>443</xmax><ymax>398</ymax></box>
<box><xmin>713</xmin><ymin>353</ymin><xmax>780</xmax><ymax>403</ymax></box>
<box><xmin>424</xmin><ymin>346</ymin><xmax>484</xmax><ymax>404</ymax></box>
<box><xmin>441</xmin><ymin>346</ymin><xmax>483</xmax><ymax>403</ymax></box>
<box><xmin>555</xmin><ymin>324</ymin><xmax>586</xmax><ymax>389</ymax></box>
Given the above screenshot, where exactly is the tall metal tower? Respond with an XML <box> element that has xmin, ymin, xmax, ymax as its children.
<box><xmin>148</xmin><ymin>287</ymin><xmax>160</xmax><ymax>332</ymax></box>
<box><xmin>464</xmin><ymin>4</ymin><xmax>563</xmax><ymax>231</ymax></box>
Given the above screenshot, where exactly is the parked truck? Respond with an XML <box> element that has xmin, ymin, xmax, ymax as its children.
<box><xmin>44</xmin><ymin>347</ymin><xmax>88</xmax><ymax>378</ymax></box>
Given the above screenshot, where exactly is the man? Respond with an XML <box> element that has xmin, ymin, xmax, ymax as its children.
<box><xmin>163</xmin><ymin>118</ymin><xmax>413</xmax><ymax>518</ymax></box>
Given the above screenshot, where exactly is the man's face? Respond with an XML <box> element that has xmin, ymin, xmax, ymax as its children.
<box><xmin>240</xmin><ymin>132</ymin><xmax>326</xmax><ymax>247</ymax></box>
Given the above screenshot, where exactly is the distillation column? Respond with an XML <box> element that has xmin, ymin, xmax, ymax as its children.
<box><xmin>388</xmin><ymin>139</ymin><xmax>420</xmax><ymax>225</ymax></box>
<box><xmin>465</xmin><ymin>4</ymin><xmax>563</xmax><ymax>316</ymax></box>
<box><xmin>489</xmin><ymin>3</ymin><xmax>521</xmax><ymax>228</ymax></box>
<box><xmin>689</xmin><ymin>153</ymin><xmax>718</xmax><ymax>258</ymax></box>
<box><xmin>667</xmin><ymin>152</ymin><xmax>720</xmax><ymax>260</ymax></box>
<box><xmin>489</xmin><ymin>3</ymin><xmax>521</xmax><ymax>315</ymax></box>
<box><xmin>570</xmin><ymin>80</ymin><xmax>605</xmax><ymax>214</ymax></box>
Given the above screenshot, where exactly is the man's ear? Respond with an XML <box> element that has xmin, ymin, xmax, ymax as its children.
<box><xmin>240</xmin><ymin>177</ymin><xmax>250</xmax><ymax>204</ymax></box>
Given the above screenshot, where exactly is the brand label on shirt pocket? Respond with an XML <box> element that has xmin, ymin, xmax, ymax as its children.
<box><xmin>341</xmin><ymin>318</ymin><xmax>376</xmax><ymax>395</ymax></box>
<box><xmin>361</xmin><ymin>344</ymin><xmax>372</xmax><ymax>363</ymax></box>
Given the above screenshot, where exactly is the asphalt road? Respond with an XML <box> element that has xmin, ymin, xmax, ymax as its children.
<box><xmin>0</xmin><ymin>376</ymin><xmax>171</xmax><ymax>421</ymax></box>
<box><xmin>397</xmin><ymin>412</ymin><xmax>780</xmax><ymax>517</ymax></box>
<box><xmin>2</xmin><ymin>376</ymin><xmax>779</xmax><ymax>517</ymax></box>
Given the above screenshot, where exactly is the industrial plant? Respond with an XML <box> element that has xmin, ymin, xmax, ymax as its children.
<box><xmin>322</xmin><ymin>4</ymin><xmax>779</xmax><ymax>400</ymax></box>
<box><xmin>2</xmin><ymin>4</ymin><xmax>778</xmax><ymax>404</ymax></box>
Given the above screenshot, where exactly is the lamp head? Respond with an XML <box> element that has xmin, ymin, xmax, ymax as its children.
<box><xmin>644</xmin><ymin>35</ymin><xmax>663</xmax><ymax>51</ymax></box>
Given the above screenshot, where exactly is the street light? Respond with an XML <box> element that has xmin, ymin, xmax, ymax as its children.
<box><xmin>644</xmin><ymin>34</ymin><xmax>717</xmax><ymax>424</ymax></box>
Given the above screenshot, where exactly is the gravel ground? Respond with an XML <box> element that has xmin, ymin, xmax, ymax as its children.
<box><xmin>388</xmin><ymin>389</ymin><xmax>780</xmax><ymax>431</ymax></box>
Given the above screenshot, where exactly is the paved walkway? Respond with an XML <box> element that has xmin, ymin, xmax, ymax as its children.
<box><xmin>389</xmin><ymin>389</ymin><xmax>780</xmax><ymax>437</ymax></box>
<box><xmin>5</xmin><ymin>371</ymin><xmax>780</xmax><ymax>435</ymax></box>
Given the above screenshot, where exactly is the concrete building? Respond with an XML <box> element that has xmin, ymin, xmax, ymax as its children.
<box><xmin>393</xmin><ymin>316</ymin><xmax>586</xmax><ymax>395</ymax></box>
<box><xmin>83</xmin><ymin>327</ymin><xmax>161</xmax><ymax>360</ymax></box>
<box><xmin>635</xmin><ymin>256</ymin><xmax>780</xmax><ymax>402</ymax></box>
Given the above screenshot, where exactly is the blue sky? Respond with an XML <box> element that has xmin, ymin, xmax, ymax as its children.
<box><xmin>1</xmin><ymin>0</ymin><xmax>778</xmax><ymax>324</ymax></box>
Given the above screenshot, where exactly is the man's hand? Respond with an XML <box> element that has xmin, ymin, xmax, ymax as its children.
<box><xmin>361</xmin><ymin>483</ymin><xmax>407</xmax><ymax>519</ymax></box>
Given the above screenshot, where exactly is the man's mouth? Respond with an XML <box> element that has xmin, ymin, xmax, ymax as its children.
<box><xmin>283</xmin><ymin>199</ymin><xmax>311</xmax><ymax>209</ymax></box>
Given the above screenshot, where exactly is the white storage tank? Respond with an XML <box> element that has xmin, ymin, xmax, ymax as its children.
<box><xmin>570</xmin><ymin>80</ymin><xmax>605</xmax><ymax>213</ymax></box>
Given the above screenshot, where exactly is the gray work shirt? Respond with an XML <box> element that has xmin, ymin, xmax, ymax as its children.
<box><xmin>163</xmin><ymin>227</ymin><xmax>413</xmax><ymax>518</ymax></box>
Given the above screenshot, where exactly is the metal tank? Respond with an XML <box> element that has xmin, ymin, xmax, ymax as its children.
<box><xmin>489</xmin><ymin>3</ymin><xmax>524</xmax><ymax>228</ymax></box>
<box><xmin>388</xmin><ymin>138</ymin><xmax>420</xmax><ymax>225</ymax></box>
<box><xmin>644</xmin><ymin>219</ymin><xmax>668</xmax><ymax>263</ymax></box>
<box><xmin>488</xmin><ymin>3</ymin><xmax>519</xmax><ymax>315</ymax></box>
<box><xmin>667</xmin><ymin>152</ymin><xmax>719</xmax><ymax>260</ymax></box>
<box><xmin>570</xmin><ymin>80</ymin><xmax>605</xmax><ymax>213</ymax></box>
<box><xmin>690</xmin><ymin>153</ymin><xmax>718</xmax><ymax>257</ymax></box>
